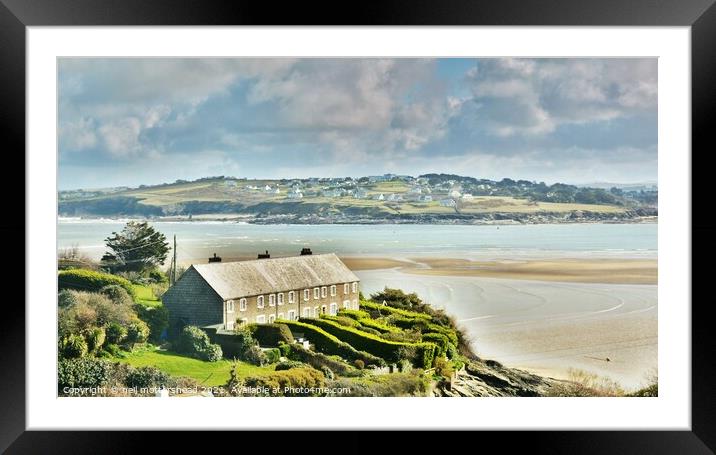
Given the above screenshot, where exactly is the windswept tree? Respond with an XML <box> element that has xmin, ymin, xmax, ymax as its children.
<box><xmin>101</xmin><ymin>221</ymin><xmax>169</xmax><ymax>273</ymax></box>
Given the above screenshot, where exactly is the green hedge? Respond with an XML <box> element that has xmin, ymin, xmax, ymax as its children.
<box><xmin>390</xmin><ymin>316</ymin><xmax>459</xmax><ymax>346</ymax></box>
<box><xmin>424</xmin><ymin>323</ymin><xmax>459</xmax><ymax>346</ymax></box>
<box><xmin>243</xmin><ymin>368</ymin><xmax>326</xmax><ymax>396</ymax></box>
<box><xmin>302</xmin><ymin>317</ymin><xmax>436</xmax><ymax>368</ymax></box>
<box><xmin>249</xmin><ymin>323</ymin><xmax>295</xmax><ymax>347</ymax></box>
<box><xmin>279</xmin><ymin>320</ymin><xmax>383</xmax><ymax>367</ymax></box>
<box><xmin>337</xmin><ymin>309</ymin><xmax>370</xmax><ymax>320</ymax></box>
<box><xmin>422</xmin><ymin>332</ymin><xmax>450</xmax><ymax>357</ymax></box>
<box><xmin>288</xmin><ymin>344</ymin><xmax>360</xmax><ymax>376</ymax></box>
<box><xmin>320</xmin><ymin>315</ymin><xmax>361</xmax><ymax>328</ymax></box>
<box><xmin>359</xmin><ymin>301</ymin><xmax>431</xmax><ymax>320</ymax></box>
<box><xmin>58</xmin><ymin>269</ymin><xmax>136</xmax><ymax>297</ymax></box>
<box><xmin>356</xmin><ymin>318</ymin><xmax>401</xmax><ymax>334</ymax></box>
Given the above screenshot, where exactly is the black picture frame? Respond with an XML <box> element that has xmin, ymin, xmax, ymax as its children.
<box><xmin>3</xmin><ymin>0</ymin><xmax>713</xmax><ymax>452</ymax></box>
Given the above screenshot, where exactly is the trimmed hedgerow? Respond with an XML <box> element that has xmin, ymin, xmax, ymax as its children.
<box><xmin>423</xmin><ymin>323</ymin><xmax>459</xmax><ymax>346</ymax></box>
<box><xmin>303</xmin><ymin>317</ymin><xmax>437</xmax><ymax>368</ymax></box>
<box><xmin>58</xmin><ymin>269</ymin><xmax>136</xmax><ymax>297</ymax></box>
<box><xmin>359</xmin><ymin>301</ymin><xmax>431</xmax><ymax>320</ymax></box>
<box><xmin>356</xmin><ymin>318</ymin><xmax>401</xmax><ymax>334</ymax></box>
<box><xmin>421</xmin><ymin>332</ymin><xmax>450</xmax><ymax>357</ymax></box>
<box><xmin>320</xmin><ymin>315</ymin><xmax>361</xmax><ymax>328</ymax></box>
<box><xmin>243</xmin><ymin>368</ymin><xmax>326</xmax><ymax>396</ymax></box>
<box><xmin>287</xmin><ymin>344</ymin><xmax>364</xmax><ymax>376</ymax></box>
<box><xmin>278</xmin><ymin>320</ymin><xmax>383</xmax><ymax>367</ymax></box>
<box><xmin>390</xmin><ymin>317</ymin><xmax>459</xmax><ymax>346</ymax></box>
<box><xmin>337</xmin><ymin>309</ymin><xmax>370</xmax><ymax>320</ymax></box>
<box><xmin>248</xmin><ymin>323</ymin><xmax>295</xmax><ymax>347</ymax></box>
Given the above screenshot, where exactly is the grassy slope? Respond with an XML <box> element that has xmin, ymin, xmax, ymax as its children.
<box><xmin>116</xmin><ymin>347</ymin><xmax>276</xmax><ymax>386</ymax></box>
<box><xmin>132</xmin><ymin>284</ymin><xmax>162</xmax><ymax>308</ymax></box>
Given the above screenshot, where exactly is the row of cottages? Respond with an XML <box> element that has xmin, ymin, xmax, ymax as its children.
<box><xmin>162</xmin><ymin>251</ymin><xmax>360</xmax><ymax>333</ymax></box>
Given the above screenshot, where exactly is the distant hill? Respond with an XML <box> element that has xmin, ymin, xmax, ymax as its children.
<box><xmin>58</xmin><ymin>174</ymin><xmax>657</xmax><ymax>223</ymax></box>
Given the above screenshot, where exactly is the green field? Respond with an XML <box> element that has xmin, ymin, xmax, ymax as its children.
<box><xmin>116</xmin><ymin>346</ymin><xmax>276</xmax><ymax>386</ymax></box>
<box><xmin>132</xmin><ymin>284</ymin><xmax>162</xmax><ymax>307</ymax></box>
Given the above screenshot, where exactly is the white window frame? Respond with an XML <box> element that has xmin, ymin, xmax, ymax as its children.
<box><xmin>344</xmin><ymin>283</ymin><xmax>350</xmax><ymax>294</ymax></box>
<box><xmin>288</xmin><ymin>310</ymin><xmax>296</xmax><ymax>320</ymax></box>
<box><xmin>256</xmin><ymin>315</ymin><xmax>266</xmax><ymax>324</ymax></box>
<box><xmin>329</xmin><ymin>303</ymin><xmax>338</xmax><ymax>315</ymax></box>
<box><xmin>303</xmin><ymin>307</ymin><xmax>311</xmax><ymax>318</ymax></box>
<box><xmin>321</xmin><ymin>286</ymin><xmax>327</xmax><ymax>298</ymax></box>
<box><xmin>313</xmin><ymin>287</ymin><xmax>320</xmax><ymax>299</ymax></box>
<box><xmin>240</xmin><ymin>318</ymin><xmax>248</xmax><ymax>325</ymax></box>
<box><xmin>352</xmin><ymin>282</ymin><xmax>358</xmax><ymax>293</ymax></box>
<box><xmin>343</xmin><ymin>300</ymin><xmax>350</xmax><ymax>309</ymax></box>
<box><xmin>277</xmin><ymin>293</ymin><xmax>284</xmax><ymax>305</ymax></box>
<box><xmin>288</xmin><ymin>291</ymin><xmax>295</xmax><ymax>303</ymax></box>
<box><xmin>321</xmin><ymin>305</ymin><xmax>327</xmax><ymax>315</ymax></box>
<box><xmin>268</xmin><ymin>314</ymin><xmax>276</xmax><ymax>323</ymax></box>
<box><xmin>257</xmin><ymin>295</ymin><xmax>264</xmax><ymax>309</ymax></box>
<box><xmin>239</xmin><ymin>298</ymin><xmax>247</xmax><ymax>312</ymax></box>
<box><xmin>330</xmin><ymin>285</ymin><xmax>337</xmax><ymax>296</ymax></box>
<box><xmin>352</xmin><ymin>299</ymin><xmax>358</xmax><ymax>310</ymax></box>
<box><xmin>313</xmin><ymin>306</ymin><xmax>319</xmax><ymax>317</ymax></box>
<box><xmin>304</xmin><ymin>289</ymin><xmax>310</xmax><ymax>301</ymax></box>
<box><xmin>226</xmin><ymin>319</ymin><xmax>235</xmax><ymax>330</ymax></box>
<box><xmin>226</xmin><ymin>300</ymin><xmax>234</xmax><ymax>312</ymax></box>
<box><xmin>269</xmin><ymin>294</ymin><xmax>276</xmax><ymax>307</ymax></box>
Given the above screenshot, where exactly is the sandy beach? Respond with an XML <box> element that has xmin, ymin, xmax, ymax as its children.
<box><xmin>349</xmin><ymin>256</ymin><xmax>657</xmax><ymax>390</ymax></box>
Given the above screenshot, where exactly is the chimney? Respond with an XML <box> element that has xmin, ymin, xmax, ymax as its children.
<box><xmin>208</xmin><ymin>253</ymin><xmax>222</xmax><ymax>263</ymax></box>
<box><xmin>257</xmin><ymin>250</ymin><xmax>270</xmax><ymax>259</ymax></box>
<box><xmin>300</xmin><ymin>247</ymin><xmax>313</xmax><ymax>256</ymax></box>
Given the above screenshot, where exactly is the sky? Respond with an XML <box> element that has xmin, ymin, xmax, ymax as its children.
<box><xmin>58</xmin><ymin>58</ymin><xmax>657</xmax><ymax>190</ymax></box>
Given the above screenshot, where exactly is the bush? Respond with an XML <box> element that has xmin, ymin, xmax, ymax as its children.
<box><xmin>277</xmin><ymin>342</ymin><xmax>291</xmax><ymax>357</ymax></box>
<box><xmin>105</xmin><ymin>322</ymin><xmax>128</xmax><ymax>345</ymax></box>
<box><xmin>302</xmin><ymin>317</ymin><xmax>437</xmax><ymax>368</ymax></box>
<box><xmin>103</xmin><ymin>343</ymin><xmax>123</xmax><ymax>357</ymax></box>
<box><xmin>58</xmin><ymin>289</ymin><xmax>79</xmax><ymax>308</ymax></box>
<box><xmin>275</xmin><ymin>360</ymin><xmax>307</xmax><ymax>371</ymax></box>
<box><xmin>148</xmin><ymin>268</ymin><xmax>169</xmax><ymax>284</ymax></box>
<box><xmin>434</xmin><ymin>356</ymin><xmax>454</xmax><ymax>378</ymax></box>
<box><xmin>321</xmin><ymin>366</ymin><xmax>335</xmax><ymax>380</ymax></box>
<box><xmin>59</xmin><ymin>334</ymin><xmax>88</xmax><ymax>359</ymax></box>
<box><xmin>243</xmin><ymin>368</ymin><xmax>326</xmax><ymax>396</ymax></box>
<box><xmin>125</xmin><ymin>366</ymin><xmax>171</xmax><ymax>389</ymax></box>
<box><xmin>321</xmin><ymin>315</ymin><xmax>361</xmax><ymax>328</ymax></box>
<box><xmin>175</xmin><ymin>326</ymin><xmax>224</xmax><ymax>362</ymax></box>
<box><xmin>265</xmin><ymin>348</ymin><xmax>281</xmax><ymax>364</ymax></box>
<box><xmin>58</xmin><ymin>358</ymin><xmax>114</xmax><ymax>393</ymax></box>
<box><xmin>85</xmin><ymin>327</ymin><xmax>106</xmax><ymax>353</ymax></box>
<box><xmin>134</xmin><ymin>304</ymin><xmax>169</xmax><ymax>343</ymax></box>
<box><xmin>288</xmin><ymin>344</ymin><xmax>362</xmax><ymax>376</ymax></box>
<box><xmin>249</xmin><ymin>323</ymin><xmax>295</xmax><ymax>347</ymax></box>
<box><xmin>354</xmin><ymin>359</ymin><xmax>365</xmax><ymax>370</ymax></box>
<box><xmin>125</xmin><ymin>321</ymin><xmax>150</xmax><ymax>346</ymax></box>
<box><xmin>243</xmin><ymin>345</ymin><xmax>268</xmax><ymax>366</ymax></box>
<box><xmin>58</xmin><ymin>269</ymin><xmax>136</xmax><ymax>297</ymax></box>
<box><xmin>380</xmin><ymin>330</ymin><xmax>422</xmax><ymax>343</ymax></box>
<box><xmin>279</xmin><ymin>320</ymin><xmax>384</xmax><ymax>367</ymax></box>
<box><xmin>100</xmin><ymin>285</ymin><xmax>134</xmax><ymax>306</ymax></box>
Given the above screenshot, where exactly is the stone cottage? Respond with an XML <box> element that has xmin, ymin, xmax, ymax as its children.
<box><xmin>163</xmin><ymin>251</ymin><xmax>360</xmax><ymax>333</ymax></box>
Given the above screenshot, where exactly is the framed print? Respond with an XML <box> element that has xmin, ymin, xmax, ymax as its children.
<box><xmin>5</xmin><ymin>0</ymin><xmax>715</xmax><ymax>452</ymax></box>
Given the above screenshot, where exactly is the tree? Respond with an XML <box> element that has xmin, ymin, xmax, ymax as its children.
<box><xmin>101</xmin><ymin>221</ymin><xmax>169</xmax><ymax>273</ymax></box>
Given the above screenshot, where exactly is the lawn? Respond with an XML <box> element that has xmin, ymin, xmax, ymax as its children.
<box><xmin>132</xmin><ymin>284</ymin><xmax>162</xmax><ymax>308</ymax></box>
<box><xmin>116</xmin><ymin>346</ymin><xmax>276</xmax><ymax>386</ymax></box>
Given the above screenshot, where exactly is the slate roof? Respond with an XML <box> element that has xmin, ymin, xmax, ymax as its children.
<box><xmin>190</xmin><ymin>253</ymin><xmax>359</xmax><ymax>300</ymax></box>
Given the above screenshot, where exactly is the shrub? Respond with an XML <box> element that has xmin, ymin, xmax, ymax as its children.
<box><xmin>175</xmin><ymin>326</ymin><xmax>224</xmax><ymax>362</ymax></box>
<box><xmin>59</xmin><ymin>334</ymin><xmax>88</xmax><ymax>359</ymax></box>
<box><xmin>321</xmin><ymin>315</ymin><xmax>361</xmax><ymax>328</ymax></box>
<box><xmin>125</xmin><ymin>366</ymin><xmax>171</xmax><ymax>389</ymax></box>
<box><xmin>58</xmin><ymin>269</ymin><xmax>135</xmax><ymax>297</ymax></box>
<box><xmin>243</xmin><ymin>345</ymin><xmax>268</xmax><ymax>366</ymax></box>
<box><xmin>354</xmin><ymin>359</ymin><xmax>365</xmax><ymax>370</ymax></box>
<box><xmin>100</xmin><ymin>285</ymin><xmax>134</xmax><ymax>306</ymax></box>
<box><xmin>288</xmin><ymin>344</ymin><xmax>361</xmax><ymax>376</ymax></box>
<box><xmin>85</xmin><ymin>327</ymin><xmax>106</xmax><ymax>353</ymax></box>
<box><xmin>243</xmin><ymin>368</ymin><xmax>326</xmax><ymax>396</ymax></box>
<box><xmin>125</xmin><ymin>321</ymin><xmax>150</xmax><ymax>346</ymax></box>
<box><xmin>58</xmin><ymin>358</ymin><xmax>113</xmax><ymax>393</ymax></box>
<box><xmin>380</xmin><ymin>330</ymin><xmax>422</xmax><ymax>343</ymax></box>
<box><xmin>359</xmin><ymin>301</ymin><xmax>431</xmax><ymax>320</ymax></box>
<box><xmin>148</xmin><ymin>268</ymin><xmax>169</xmax><ymax>284</ymax></box>
<box><xmin>446</xmin><ymin>342</ymin><xmax>457</xmax><ymax>360</ymax></box>
<box><xmin>434</xmin><ymin>356</ymin><xmax>454</xmax><ymax>378</ymax></box>
<box><xmin>423</xmin><ymin>323</ymin><xmax>459</xmax><ymax>346</ymax></box>
<box><xmin>58</xmin><ymin>289</ymin><xmax>79</xmax><ymax>308</ymax></box>
<box><xmin>150</xmin><ymin>282</ymin><xmax>169</xmax><ymax>300</ymax></box>
<box><xmin>321</xmin><ymin>366</ymin><xmax>335</xmax><ymax>380</ymax></box>
<box><xmin>302</xmin><ymin>317</ymin><xmax>437</xmax><ymax>368</ymax></box>
<box><xmin>105</xmin><ymin>322</ymin><xmax>128</xmax><ymax>345</ymax></box>
<box><xmin>134</xmin><ymin>304</ymin><xmax>169</xmax><ymax>343</ymax></box>
<box><xmin>277</xmin><ymin>342</ymin><xmax>291</xmax><ymax>357</ymax></box>
<box><xmin>279</xmin><ymin>320</ymin><xmax>384</xmax><ymax>367</ymax></box>
<box><xmin>103</xmin><ymin>343</ymin><xmax>123</xmax><ymax>357</ymax></box>
<box><xmin>265</xmin><ymin>348</ymin><xmax>281</xmax><ymax>364</ymax></box>
<box><xmin>275</xmin><ymin>360</ymin><xmax>307</xmax><ymax>371</ymax></box>
<box><xmin>337</xmin><ymin>309</ymin><xmax>370</xmax><ymax>320</ymax></box>
<box><xmin>249</xmin><ymin>323</ymin><xmax>294</xmax><ymax>347</ymax></box>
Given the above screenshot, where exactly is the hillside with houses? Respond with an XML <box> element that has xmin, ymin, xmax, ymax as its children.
<box><xmin>58</xmin><ymin>174</ymin><xmax>658</xmax><ymax>225</ymax></box>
